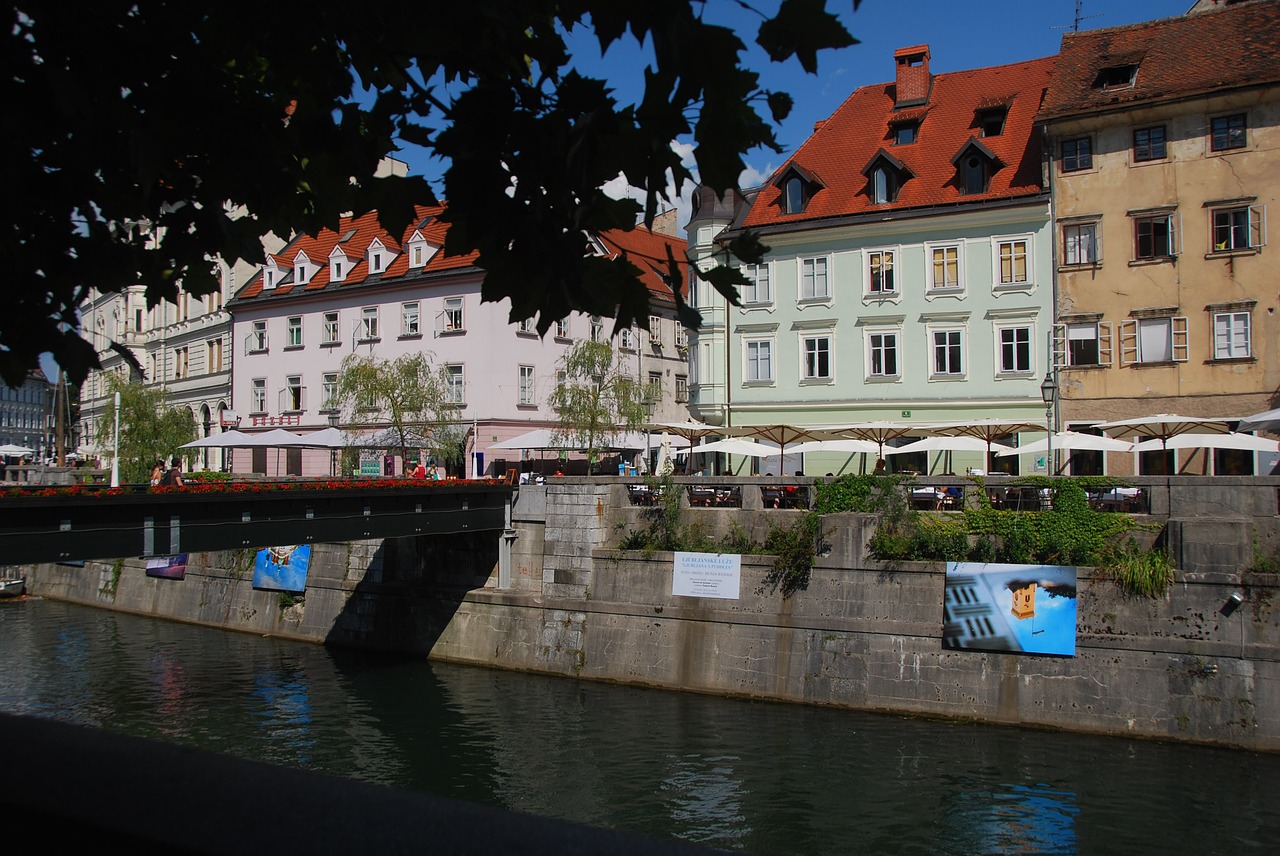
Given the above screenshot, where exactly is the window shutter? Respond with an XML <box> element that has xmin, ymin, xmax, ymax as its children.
<box><xmin>1052</xmin><ymin>324</ymin><xmax>1067</xmax><ymax>368</ymax></box>
<box><xmin>1172</xmin><ymin>316</ymin><xmax>1189</xmax><ymax>362</ymax></box>
<box><xmin>1095</xmin><ymin>223</ymin><xmax>1104</xmax><ymax>262</ymax></box>
<box><xmin>1250</xmin><ymin>205</ymin><xmax>1266</xmax><ymax>248</ymax></box>
<box><xmin>1118</xmin><ymin>319</ymin><xmax>1138</xmax><ymax>366</ymax></box>
<box><xmin>1170</xmin><ymin>212</ymin><xmax>1182</xmax><ymax>256</ymax></box>
<box><xmin>1098</xmin><ymin>321</ymin><xmax>1114</xmax><ymax>366</ymax></box>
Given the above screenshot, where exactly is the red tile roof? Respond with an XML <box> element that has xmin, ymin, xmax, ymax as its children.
<box><xmin>231</xmin><ymin>204</ymin><xmax>687</xmax><ymax>305</ymax></box>
<box><xmin>1038</xmin><ymin>1</ymin><xmax>1280</xmax><ymax>121</ymax></box>
<box><xmin>741</xmin><ymin>55</ymin><xmax>1055</xmax><ymax>230</ymax></box>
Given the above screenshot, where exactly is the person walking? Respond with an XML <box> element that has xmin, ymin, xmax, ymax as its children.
<box><xmin>160</xmin><ymin>457</ymin><xmax>185</xmax><ymax>487</ymax></box>
<box><xmin>150</xmin><ymin>460</ymin><xmax>165</xmax><ymax>486</ymax></box>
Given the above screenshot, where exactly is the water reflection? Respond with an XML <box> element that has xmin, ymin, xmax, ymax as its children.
<box><xmin>2</xmin><ymin>599</ymin><xmax>1278</xmax><ymax>855</ymax></box>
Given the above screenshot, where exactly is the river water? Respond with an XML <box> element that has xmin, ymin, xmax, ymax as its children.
<box><xmin>1</xmin><ymin>597</ymin><xmax>1276</xmax><ymax>854</ymax></box>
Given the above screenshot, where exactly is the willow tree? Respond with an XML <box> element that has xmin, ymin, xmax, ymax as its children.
<box><xmin>335</xmin><ymin>353</ymin><xmax>466</xmax><ymax>469</ymax></box>
<box><xmin>549</xmin><ymin>340</ymin><xmax>654</xmax><ymax>474</ymax></box>
<box><xmin>93</xmin><ymin>373</ymin><xmax>195</xmax><ymax>484</ymax></box>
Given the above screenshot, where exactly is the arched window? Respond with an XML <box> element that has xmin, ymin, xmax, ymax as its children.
<box><xmin>872</xmin><ymin>168</ymin><xmax>894</xmax><ymax>205</ymax></box>
<box><xmin>964</xmin><ymin>156</ymin><xmax>987</xmax><ymax>195</ymax></box>
<box><xmin>784</xmin><ymin>177</ymin><xmax>804</xmax><ymax>214</ymax></box>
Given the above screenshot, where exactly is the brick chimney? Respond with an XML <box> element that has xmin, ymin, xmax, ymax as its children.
<box><xmin>893</xmin><ymin>45</ymin><xmax>932</xmax><ymax>109</ymax></box>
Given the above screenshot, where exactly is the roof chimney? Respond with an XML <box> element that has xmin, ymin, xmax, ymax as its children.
<box><xmin>893</xmin><ymin>45</ymin><xmax>932</xmax><ymax>109</ymax></box>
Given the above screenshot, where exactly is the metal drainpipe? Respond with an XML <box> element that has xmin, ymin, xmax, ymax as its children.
<box><xmin>1042</xmin><ymin>123</ymin><xmax>1061</xmax><ymax>473</ymax></box>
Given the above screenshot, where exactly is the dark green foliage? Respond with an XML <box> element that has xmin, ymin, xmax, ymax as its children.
<box><xmin>759</xmin><ymin>514</ymin><xmax>820</xmax><ymax>598</ymax></box>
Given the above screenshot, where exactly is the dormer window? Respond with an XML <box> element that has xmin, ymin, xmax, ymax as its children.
<box><xmin>892</xmin><ymin>122</ymin><xmax>918</xmax><ymax>145</ymax></box>
<box><xmin>951</xmin><ymin>138</ymin><xmax>1003</xmax><ymax>196</ymax></box>
<box><xmin>1093</xmin><ymin>64</ymin><xmax>1138</xmax><ymax>90</ymax></box>
<box><xmin>371</xmin><ymin>252</ymin><xmax>382</xmax><ymax>272</ymax></box>
<box><xmin>329</xmin><ymin>246</ymin><xmax>349</xmax><ymax>283</ymax></box>
<box><xmin>860</xmin><ymin>149</ymin><xmax>913</xmax><ymax>206</ymax></box>
<box><xmin>332</xmin><ymin>261</ymin><xmax>343</xmax><ymax>280</ymax></box>
<box><xmin>977</xmin><ymin>107</ymin><xmax>1007</xmax><ymax>137</ymax></box>
<box><xmin>777</xmin><ymin>165</ymin><xmax>823</xmax><ymax>215</ymax></box>
<box><xmin>784</xmin><ymin>177</ymin><xmax>804</xmax><ymax>214</ymax></box>
<box><xmin>406</xmin><ymin>230</ymin><xmax>438</xmax><ymax>269</ymax></box>
<box><xmin>366</xmin><ymin>238</ymin><xmax>395</xmax><ymax>275</ymax></box>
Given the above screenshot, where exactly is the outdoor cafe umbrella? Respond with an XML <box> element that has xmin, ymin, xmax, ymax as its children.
<box><xmin>0</xmin><ymin>444</ymin><xmax>36</xmax><ymax>456</ymax></box>
<box><xmin>648</xmin><ymin>420</ymin><xmax>723</xmax><ymax>444</ymax></box>
<box><xmin>815</xmin><ymin>422</ymin><xmax>925</xmax><ymax>459</ymax></box>
<box><xmin>179</xmin><ymin>430</ymin><xmax>254</xmax><ymax>449</ymax></box>
<box><xmin>718</xmin><ymin>423</ymin><xmax>824</xmax><ymax>457</ymax></box>
<box><xmin>787</xmin><ymin>439</ymin><xmax>880</xmax><ymax>455</ymax></box>
<box><xmin>677</xmin><ymin>438</ymin><xmax>780</xmax><ymax>458</ymax></box>
<box><xmin>885</xmin><ymin>435</ymin><xmax>1013</xmax><ymax>456</ymax></box>
<box><xmin>1132</xmin><ymin>433</ymin><xmax>1280</xmax><ymax>453</ymax></box>
<box><xmin>287</xmin><ymin>427</ymin><xmax>350</xmax><ymax>449</ymax></box>
<box><xmin>996</xmin><ymin>431</ymin><xmax>1135</xmax><ymax>457</ymax></box>
<box><xmin>1096</xmin><ymin>414</ymin><xmax>1236</xmax><ymax>444</ymax></box>
<box><xmin>1237</xmin><ymin>407</ymin><xmax>1280</xmax><ymax>434</ymax></box>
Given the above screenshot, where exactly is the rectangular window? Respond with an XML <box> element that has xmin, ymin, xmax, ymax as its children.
<box><xmin>518</xmin><ymin>317</ymin><xmax>536</xmax><ymax>334</ymax></box>
<box><xmin>740</xmin><ymin>263</ymin><xmax>772</xmax><ymax>303</ymax></box>
<box><xmin>1054</xmin><ymin>321</ymin><xmax>1114</xmax><ymax>368</ymax></box>
<box><xmin>868</xmin><ymin>331</ymin><xmax>899</xmax><ymax>378</ymax></box>
<box><xmin>555</xmin><ymin>318</ymin><xmax>570</xmax><ymax>339</ymax></box>
<box><xmin>1213</xmin><ymin>311</ymin><xmax>1251</xmax><ymax>359</ymax></box>
<box><xmin>1133</xmin><ymin>126</ymin><xmax>1167</xmax><ymax>162</ymax></box>
<box><xmin>206</xmin><ymin>338</ymin><xmax>223</xmax><ymax>374</ymax></box>
<box><xmin>173</xmin><ymin>346</ymin><xmax>188</xmax><ymax>380</ymax></box>
<box><xmin>1133</xmin><ymin>213</ymin><xmax>1178</xmax><ymax>260</ymax></box>
<box><xmin>648</xmin><ymin>315</ymin><xmax>662</xmax><ymax>342</ymax></box>
<box><xmin>323</xmin><ymin>312</ymin><xmax>339</xmax><ymax>344</ymax></box>
<box><xmin>1210</xmin><ymin>114</ymin><xmax>1246</xmax><ymax>152</ymax></box>
<box><xmin>802</xmin><ymin>335</ymin><xmax>832</xmax><ymax>380</ymax></box>
<box><xmin>251</xmin><ymin>378</ymin><xmax>266</xmax><ymax>414</ymax></box>
<box><xmin>800</xmin><ymin>257</ymin><xmax>829</xmax><ymax>300</ymax></box>
<box><xmin>284</xmin><ymin>376</ymin><xmax>303</xmax><ymax>412</ymax></box>
<box><xmin>286</xmin><ymin>316</ymin><xmax>303</xmax><ymax>347</ymax></box>
<box><xmin>675</xmin><ymin>375</ymin><xmax>688</xmax><ymax>403</ymax></box>
<box><xmin>1063</xmin><ymin>221</ymin><xmax>1101</xmax><ymax>265</ymax></box>
<box><xmin>931</xmin><ymin>329</ymin><xmax>964</xmax><ymax>376</ymax></box>
<box><xmin>1211</xmin><ymin>205</ymin><xmax>1265</xmax><ymax>252</ymax></box>
<box><xmin>868</xmin><ymin>250</ymin><xmax>896</xmax><ymax>295</ymax></box>
<box><xmin>248</xmin><ymin>320</ymin><xmax>268</xmax><ymax>353</ymax></box>
<box><xmin>648</xmin><ymin>371</ymin><xmax>662</xmax><ymax>404</ymax></box>
<box><xmin>402</xmin><ymin>302</ymin><xmax>420</xmax><ymax>336</ymax></box>
<box><xmin>998</xmin><ymin>326</ymin><xmax>1032</xmax><ymax>374</ymax></box>
<box><xmin>745</xmin><ymin>340</ymin><xmax>773</xmax><ymax>382</ymax></box>
<box><xmin>929</xmin><ymin>245</ymin><xmax>961</xmax><ymax>290</ymax></box>
<box><xmin>619</xmin><ymin>328</ymin><xmax>635</xmax><ymax>350</ymax></box>
<box><xmin>590</xmin><ymin>316</ymin><xmax>603</xmax><ymax>342</ymax></box>
<box><xmin>1119</xmin><ymin>316</ymin><xmax>1189</xmax><ymax>364</ymax></box>
<box><xmin>1062</xmin><ymin>137</ymin><xmax>1092</xmax><ymax>171</ymax></box>
<box><xmin>518</xmin><ymin>365</ymin><xmax>535</xmax><ymax>405</ymax></box>
<box><xmin>444</xmin><ymin>297</ymin><xmax>464</xmax><ymax>331</ymax></box>
<box><xmin>675</xmin><ymin>324</ymin><xmax>688</xmax><ymax>349</ymax></box>
<box><xmin>997</xmin><ymin>239</ymin><xmax>1028</xmax><ymax>285</ymax></box>
<box><xmin>322</xmin><ymin>373</ymin><xmax>338</xmax><ymax>411</ymax></box>
<box><xmin>361</xmin><ymin>307</ymin><xmax>379</xmax><ymax>340</ymax></box>
<box><xmin>445</xmin><ymin>364</ymin><xmax>465</xmax><ymax>403</ymax></box>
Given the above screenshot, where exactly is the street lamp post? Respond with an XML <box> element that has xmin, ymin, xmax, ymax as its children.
<box><xmin>1039</xmin><ymin>370</ymin><xmax>1058</xmax><ymax>476</ymax></box>
<box><xmin>328</xmin><ymin>412</ymin><xmax>340</xmax><ymax>477</ymax></box>
<box><xmin>110</xmin><ymin>391</ymin><xmax>121</xmax><ymax>487</ymax></box>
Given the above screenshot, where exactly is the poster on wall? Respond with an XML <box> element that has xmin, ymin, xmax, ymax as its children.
<box><xmin>252</xmin><ymin>545</ymin><xmax>311</xmax><ymax>593</ymax></box>
<box><xmin>942</xmin><ymin>562</ymin><xmax>1077</xmax><ymax>656</ymax></box>
<box><xmin>146</xmin><ymin>554</ymin><xmax>188</xmax><ymax>580</ymax></box>
<box><xmin>672</xmin><ymin>552</ymin><xmax>741</xmax><ymax>599</ymax></box>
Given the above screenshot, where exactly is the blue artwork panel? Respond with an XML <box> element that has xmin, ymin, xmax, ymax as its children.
<box><xmin>146</xmin><ymin>554</ymin><xmax>188</xmax><ymax>580</ymax></box>
<box><xmin>252</xmin><ymin>545</ymin><xmax>311</xmax><ymax>593</ymax></box>
<box><xmin>943</xmin><ymin>562</ymin><xmax>1077</xmax><ymax>656</ymax></box>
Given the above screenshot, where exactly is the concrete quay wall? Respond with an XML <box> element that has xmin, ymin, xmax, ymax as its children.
<box><xmin>19</xmin><ymin>477</ymin><xmax>1280</xmax><ymax>752</ymax></box>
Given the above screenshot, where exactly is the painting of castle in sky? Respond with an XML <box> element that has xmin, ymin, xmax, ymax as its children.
<box><xmin>942</xmin><ymin>562</ymin><xmax>1077</xmax><ymax>656</ymax></box>
<box><xmin>252</xmin><ymin>545</ymin><xmax>312</xmax><ymax>594</ymax></box>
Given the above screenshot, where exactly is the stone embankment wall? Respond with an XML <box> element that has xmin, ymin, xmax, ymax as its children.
<box><xmin>21</xmin><ymin>477</ymin><xmax>1280</xmax><ymax>752</ymax></box>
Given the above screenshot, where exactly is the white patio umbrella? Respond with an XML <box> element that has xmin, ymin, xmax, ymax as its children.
<box><xmin>788</xmin><ymin>439</ymin><xmax>880</xmax><ymax>455</ymax></box>
<box><xmin>241</xmin><ymin>428</ymin><xmax>307</xmax><ymax>446</ymax></box>
<box><xmin>678</xmin><ymin>438</ymin><xmax>780</xmax><ymax>458</ymax></box>
<box><xmin>1237</xmin><ymin>407</ymin><xmax>1280</xmax><ymax>434</ymax></box>
<box><xmin>179</xmin><ymin>430</ymin><xmax>254</xmax><ymax>449</ymax></box>
<box><xmin>1132</xmin><ymin>433</ymin><xmax>1280</xmax><ymax>453</ymax></box>
<box><xmin>996</xmin><ymin>432</ymin><xmax>1135</xmax><ymax>457</ymax></box>
<box><xmin>289</xmin><ymin>427</ymin><xmax>349</xmax><ymax>449</ymax></box>
<box><xmin>718</xmin><ymin>423</ymin><xmax>824</xmax><ymax>456</ymax></box>
<box><xmin>815</xmin><ymin>422</ymin><xmax>925</xmax><ymax>459</ymax></box>
<box><xmin>647</xmin><ymin>420</ymin><xmax>723</xmax><ymax>444</ymax></box>
<box><xmin>885</xmin><ymin>436</ymin><xmax>1013</xmax><ymax>455</ymax></box>
<box><xmin>0</xmin><ymin>444</ymin><xmax>36</xmax><ymax>456</ymax></box>
<box><xmin>1096</xmin><ymin>414</ymin><xmax>1236</xmax><ymax>443</ymax></box>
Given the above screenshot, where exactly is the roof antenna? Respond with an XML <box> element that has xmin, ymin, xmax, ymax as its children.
<box><xmin>1053</xmin><ymin>0</ymin><xmax>1103</xmax><ymax>33</ymax></box>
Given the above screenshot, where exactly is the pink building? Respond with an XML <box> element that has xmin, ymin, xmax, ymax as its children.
<box><xmin>227</xmin><ymin>205</ymin><xmax>691</xmax><ymax>477</ymax></box>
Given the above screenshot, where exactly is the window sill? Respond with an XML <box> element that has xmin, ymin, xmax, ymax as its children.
<box><xmin>742</xmin><ymin>380</ymin><xmax>775</xmax><ymax>388</ymax></box>
<box><xmin>1061</xmin><ymin>363</ymin><xmax>1107</xmax><ymax>371</ymax></box>
<box><xmin>1205</xmin><ymin>248</ymin><xmax>1260</xmax><ymax>260</ymax></box>
<box><xmin>993</xmin><ymin>281</ymin><xmax>1034</xmax><ymax>292</ymax></box>
<box><xmin>246</xmin><ymin>348</ymin><xmax>268</xmax><ymax>355</ymax></box>
<box><xmin>864</xmin><ymin>291</ymin><xmax>900</xmax><ymax>301</ymax></box>
<box><xmin>928</xmin><ymin>374</ymin><xmax>967</xmax><ymax>382</ymax></box>
<box><xmin>320</xmin><ymin>340</ymin><xmax>341</xmax><ymax>348</ymax></box>
<box><xmin>357</xmin><ymin>337</ymin><xmax>381</xmax><ymax>345</ymax></box>
<box><xmin>797</xmin><ymin>297</ymin><xmax>832</xmax><ymax>307</ymax></box>
<box><xmin>398</xmin><ymin>333</ymin><xmax>423</xmax><ymax>341</ymax></box>
<box><xmin>1127</xmin><ymin>360</ymin><xmax>1179</xmax><ymax>368</ymax></box>
<box><xmin>926</xmin><ymin>287</ymin><xmax>964</xmax><ymax>297</ymax></box>
<box><xmin>553</xmin><ymin>336</ymin><xmax>573</xmax><ymax>344</ymax></box>
<box><xmin>1205</xmin><ymin>356</ymin><xmax>1256</xmax><ymax>365</ymax></box>
<box><xmin>799</xmin><ymin>377</ymin><xmax>833</xmax><ymax>386</ymax></box>
<box><xmin>995</xmin><ymin>371</ymin><xmax>1035</xmax><ymax>379</ymax></box>
<box><xmin>865</xmin><ymin>375</ymin><xmax>901</xmax><ymax>383</ymax></box>
<box><xmin>1128</xmin><ymin>257</ymin><xmax>1176</xmax><ymax>268</ymax></box>
<box><xmin>741</xmin><ymin>301</ymin><xmax>775</xmax><ymax>311</ymax></box>
<box><xmin>1057</xmin><ymin>262</ymin><xmax>1102</xmax><ymax>272</ymax></box>
<box><xmin>283</xmin><ymin>345</ymin><xmax>304</xmax><ymax>351</ymax></box>
<box><xmin>516</xmin><ymin>403</ymin><xmax>538</xmax><ymax>410</ymax></box>
<box><xmin>516</xmin><ymin>330</ymin><xmax>539</xmax><ymax>339</ymax></box>
<box><xmin>437</xmin><ymin>328</ymin><xmax>466</xmax><ymax>337</ymax></box>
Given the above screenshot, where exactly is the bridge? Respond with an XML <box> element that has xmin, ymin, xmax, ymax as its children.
<box><xmin>0</xmin><ymin>480</ymin><xmax>519</xmax><ymax>584</ymax></box>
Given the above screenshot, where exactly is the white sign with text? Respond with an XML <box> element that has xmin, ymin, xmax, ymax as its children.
<box><xmin>672</xmin><ymin>552</ymin><xmax>741</xmax><ymax>599</ymax></box>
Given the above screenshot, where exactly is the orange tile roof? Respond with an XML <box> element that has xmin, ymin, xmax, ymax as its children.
<box><xmin>741</xmin><ymin>55</ymin><xmax>1055</xmax><ymax>230</ymax></box>
<box><xmin>232</xmin><ymin>204</ymin><xmax>688</xmax><ymax>307</ymax></box>
<box><xmin>1039</xmin><ymin>1</ymin><xmax>1280</xmax><ymax>121</ymax></box>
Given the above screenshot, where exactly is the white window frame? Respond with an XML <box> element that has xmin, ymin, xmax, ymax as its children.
<box><xmin>740</xmin><ymin>262</ymin><xmax>772</xmax><ymax>305</ymax></box>
<box><xmin>281</xmin><ymin>375</ymin><xmax>305</xmax><ymax>412</ymax></box>
<box><xmin>445</xmin><ymin>364</ymin><xmax>465</xmax><ymax>404</ymax></box>
<box><xmin>928</xmin><ymin>326</ymin><xmax>966</xmax><ymax>378</ymax></box>
<box><xmin>518</xmin><ymin>365</ymin><xmax>535</xmax><ymax>405</ymax></box>
<box><xmin>1062</xmin><ymin>220</ymin><xmax>1102</xmax><ymax>266</ymax></box>
<box><xmin>402</xmin><ymin>302</ymin><xmax>421</xmax><ymax>337</ymax></box>
<box><xmin>799</xmin><ymin>256</ymin><xmax>830</xmax><ymax>301</ymax></box>
<box><xmin>995</xmin><ymin>323</ymin><xmax>1034</xmax><ymax>376</ymax></box>
<box><xmin>675</xmin><ymin>374</ymin><xmax>688</xmax><ymax>403</ymax></box>
<box><xmin>866</xmin><ymin>328</ymin><xmax>901</xmax><ymax>380</ymax></box>
<box><xmin>1119</xmin><ymin>316</ymin><xmax>1189</xmax><ymax>365</ymax></box>
<box><xmin>246</xmin><ymin>320</ymin><xmax>268</xmax><ymax>354</ymax></box>
<box><xmin>555</xmin><ymin>318</ymin><xmax>570</xmax><ymax>339</ymax></box>
<box><xmin>866</xmin><ymin>249</ymin><xmax>897</xmax><ymax>297</ymax></box>
<box><xmin>1213</xmin><ymin>311</ymin><xmax>1251</xmax><ymax>359</ymax></box>
<box><xmin>744</xmin><ymin>338</ymin><xmax>774</xmax><ymax>384</ymax></box>
<box><xmin>801</xmin><ymin>334</ymin><xmax>833</xmax><ymax>382</ymax></box>
<box><xmin>1053</xmin><ymin>321</ymin><xmax>1114</xmax><ymax>368</ymax></box>
<box><xmin>322</xmin><ymin>373</ymin><xmax>339</xmax><ymax>411</ymax></box>
<box><xmin>1209</xmin><ymin>204</ymin><xmax>1266</xmax><ymax>253</ymax></box>
<box><xmin>1132</xmin><ymin>211</ymin><xmax>1181</xmax><ymax>261</ymax></box>
<box><xmin>251</xmin><ymin>378</ymin><xmax>267</xmax><ymax>414</ymax></box>
<box><xmin>322</xmin><ymin>312</ymin><xmax>340</xmax><ymax>344</ymax></box>
<box><xmin>286</xmin><ymin>316</ymin><xmax>303</xmax><ymax>348</ymax></box>
<box><xmin>518</xmin><ymin>317</ymin><xmax>536</xmax><ymax>335</ymax></box>
<box><xmin>993</xmin><ymin>236</ymin><xmax>1032</xmax><ymax>288</ymax></box>
<box><xmin>619</xmin><ymin>328</ymin><xmax>635</xmax><ymax>350</ymax></box>
<box><xmin>926</xmin><ymin>243</ymin><xmax>964</xmax><ymax>292</ymax></box>
<box><xmin>360</xmin><ymin>307</ymin><xmax>379</xmax><ymax>341</ymax></box>
<box><xmin>443</xmin><ymin>297</ymin><xmax>464</xmax><ymax>332</ymax></box>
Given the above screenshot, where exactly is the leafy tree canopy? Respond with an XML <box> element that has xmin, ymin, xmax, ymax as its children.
<box><xmin>3</xmin><ymin>0</ymin><xmax>857</xmax><ymax>387</ymax></box>
<box><xmin>93</xmin><ymin>374</ymin><xmax>195</xmax><ymax>484</ymax></box>
<box><xmin>550</xmin><ymin>339</ymin><xmax>654</xmax><ymax>472</ymax></box>
<box><xmin>335</xmin><ymin>353</ymin><xmax>467</xmax><ymax>465</ymax></box>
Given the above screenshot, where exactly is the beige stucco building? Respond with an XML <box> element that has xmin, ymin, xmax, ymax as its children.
<box><xmin>1037</xmin><ymin>0</ymin><xmax>1280</xmax><ymax>475</ymax></box>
